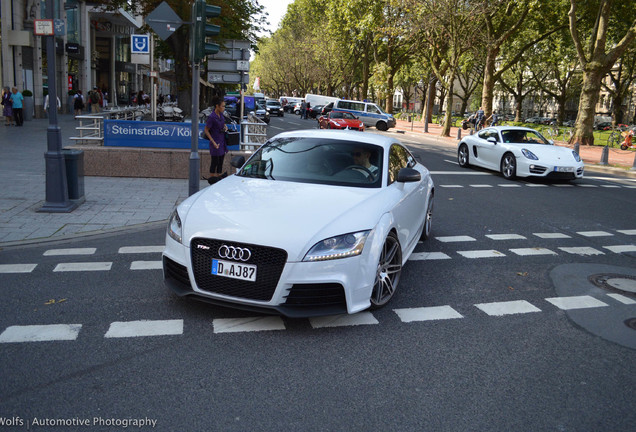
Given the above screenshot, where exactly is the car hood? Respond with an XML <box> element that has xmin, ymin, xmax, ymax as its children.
<box><xmin>331</xmin><ymin>119</ymin><xmax>364</xmax><ymax>127</ymax></box>
<box><xmin>516</xmin><ymin>144</ymin><xmax>580</xmax><ymax>163</ymax></box>
<box><xmin>179</xmin><ymin>176</ymin><xmax>385</xmax><ymax>261</ymax></box>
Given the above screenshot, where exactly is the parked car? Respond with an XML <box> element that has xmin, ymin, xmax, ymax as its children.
<box><xmin>163</xmin><ymin>130</ymin><xmax>435</xmax><ymax>317</ymax></box>
<box><xmin>307</xmin><ymin>104</ymin><xmax>325</xmax><ymax>119</ymax></box>
<box><xmin>318</xmin><ymin>111</ymin><xmax>365</xmax><ymax>131</ymax></box>
<box><xmin>457</xmin><ymin>126</ymin><xmax>584</xmax><ymax>181</ymax></box>
<box><xmin>253</xmin><ymin>102</ymin><xmax>270</xmax><ymax>124</ymax></box>
<box><xmin>524</xmin><ymin>116</ymin><xmax>543</xmax><ymax>123</ymax></box>
<box><xmin>265</xmin><ymin>99</ymin><xmax>284</xmax><ymax>117</ymax></box>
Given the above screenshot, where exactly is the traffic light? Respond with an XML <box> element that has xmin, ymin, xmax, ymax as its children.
<box><xmin>192</xmin><ymin>0</ymin><xmax>220</xmax><ymax>63</ymax></box>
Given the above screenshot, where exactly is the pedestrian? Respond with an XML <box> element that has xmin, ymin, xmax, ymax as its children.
<box><xmin>44</xmin><ymin>93</ymin><xmax>61</xmax><ymax>116</ymax></box>
<box><xmin>203</xmin><ymin>96</ymin><xmax>228</xmax><ymax>185</ymax></box>
<box><xmin>300</xmin><ymin>100</ymin><xmax>306</xmax><ymax>119</ymax></box>
<box><xmin>89</xmin><ymin>87</ymin><xmax>100</xmax><ymax>113</ymax></box>
<box><xmin>73</xmin><ymin>90</ymin><xmax>84</xmax><ymax>115</ymax></box>
<box><xmin>486</xmin><ymin>110</ymin><xmax>499</xmax><ymax>127</ymax></box>
<box><xmin>475</xmin><ymin>106</ymin><xmax>485</xmax><ymax>131</ymax></box>
<box><xmin>304</xmin><ymin>101</ymin><xmax>311</xmax><ymax>119</ymax></box>
<box><xmin>1</xmin><ymin>87</ymin><xmax>14</xmax><ymax>126</ymax></box>
<box><xmin>10</xmin><ymin>87</ymin><xmax>24</xmax><ymax>126</ymax></box>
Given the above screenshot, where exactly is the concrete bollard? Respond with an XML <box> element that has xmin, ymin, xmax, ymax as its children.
<box><xmin>573</xmin><ymin>142</ymin><xmax>580</xmax><ymax>155</ymax></box>
<box><xmin>600</xmin><ymin>145</ymin><xmax>609</xmax><ymax>165</ymax></box>
<box><xmin>457</xmin><ymin>128</ymin><xmax>462</xmax><ymax>140</ymax></box>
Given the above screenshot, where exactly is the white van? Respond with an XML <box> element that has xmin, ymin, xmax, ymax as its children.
<box><xmin>332</xmin><ymin>99</ymin><xmax>396</xmax><ymax>131</ymax></box>
<box><xmin>304</xmin><ymin>93</ymin><xmax>340</xmax><ymax>108</ymax></box>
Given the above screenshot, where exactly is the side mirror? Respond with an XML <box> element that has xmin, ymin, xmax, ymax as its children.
<box><xmin>231</xmin><ymin>155</ymin><xmax>246</xmax><ymax>169</ymax></box>
<box><xmin>397</xmin><ymin>167</ymin><xmax>421</xmax><ymax>183</ymax></box>
<box><xmin>486</xmin><ymin>137</ymin><xmax>497</xmax><ymax>144</ymax></box>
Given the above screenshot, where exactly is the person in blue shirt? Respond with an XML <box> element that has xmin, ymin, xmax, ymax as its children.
<box><xmin>10</xmin><ymin>87</ymin><xmax>24</xmax><ymax>126</ymax></box>
<box><xmin>203</xmin><ymin>96</ymin><xmax>228</xmax><ymax>184</ymax></box>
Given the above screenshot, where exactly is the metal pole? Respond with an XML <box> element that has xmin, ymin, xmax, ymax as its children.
<box><xmin>39</xmin><ymin>0</ymin><xmax>77</xmax><ymax>213</ymax></box>
<box><xmin>150</xmin><ymin>33</ymin><xmax>156</xmax><ymax>121</ymax></box>
<box><xmin>189</xmin><ymin>61</ymin><xmax>200</xmax><ymax>196</ymax></box>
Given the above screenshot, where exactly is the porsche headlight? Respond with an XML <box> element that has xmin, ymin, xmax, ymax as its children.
<box><xmin>521</xmin><ymin>149</ymin><xmax>538</xmax><ymax>160</ymax></box>
<box><xmin>303</xmin><ymin>231</ymin><xmax>370</xmax><ymax>262</ymax></box>
<box><xmin>572</xmin><ymin>151</ymin><xmax>581</xmax><ymax>162</ymax></box>
<box><xmin>168</xmin><ymin>209</ymin><xmax>182</xmax><ymax>243</ymax></box>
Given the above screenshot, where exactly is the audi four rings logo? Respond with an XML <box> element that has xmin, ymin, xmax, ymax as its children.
<box><xmin>218</xmin><ymin>245</ymin><xmax>252</xmax><ymax>262</ymax></box>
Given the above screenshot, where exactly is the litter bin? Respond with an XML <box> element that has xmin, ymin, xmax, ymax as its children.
<box><xmin>62</xmin><ymin>149</ymin><xmax>85</xmax><ymax>200</ymax></box>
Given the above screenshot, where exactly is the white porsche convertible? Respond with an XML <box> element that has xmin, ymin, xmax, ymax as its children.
<box><xmin>163</xmin><ymin>130</ymin><xmax>435</xmax><ymax>317</ymax></box>
<box><xmin>457</xmin><ymin>126</ymin><xmax>584</xmax><ymax>180</ymax></box>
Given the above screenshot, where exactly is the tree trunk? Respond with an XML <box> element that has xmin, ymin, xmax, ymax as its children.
<box><xmin>481</xmin><ymin>47</ymin><xmax>498</xmax><ymax>119</ymax></box>
<box><xmin>441</xmin><ymin>72</ymin><xmax>455</xmax><ymax>137</ymax></box>
<box><xmin>572</xmin><ymin>66</ymin><xmax>604</xmax><ymax>145</ymax></box>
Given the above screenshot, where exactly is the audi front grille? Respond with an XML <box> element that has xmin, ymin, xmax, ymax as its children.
<box><xmin>190</xmin><ymin>238</ymin><xmax>288</xmax><ymax>301</ymax></box>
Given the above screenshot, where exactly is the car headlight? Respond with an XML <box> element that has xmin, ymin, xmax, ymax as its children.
<box><xmin>572</xmin><ymin>151</ymin><xmax>581</xmax><ymax>162</ymax></box>
<box><xmin>521</xmin><ymin>149</ymin><xmax>538</xmax><ymax>160</ymax></box>
<box><xmin>168</xmin><ymin>209</ymin><xmax>182</xmax><ymax>243</ymax></box>
<box><xmin>303</xmin><ymin>231</ymin><xmax>370</xmax><ymax>262</ymax></box>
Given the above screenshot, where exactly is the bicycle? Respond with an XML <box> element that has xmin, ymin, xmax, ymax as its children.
<box><xmin>544</xmin><ymin>125</ymin><xmax>559</xmax><ymax>140</ymax></box>
<box><xmin>607</xmin><ymin>129</ymin><xmax>622</xmax><ymax>147</ymax></box>
<box><xmin>562</xmin><ymin>128</ymin><xmax>573</xmax><ymax>143</ymax></box>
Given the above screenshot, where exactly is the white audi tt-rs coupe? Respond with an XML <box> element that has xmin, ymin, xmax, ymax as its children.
<box><xmin>163</xmin><ymin>130</ymin><xmax>435</xmax><ymax>317</ymax></box>
<box><xmin>457</xmin><ymin>126</ymin><xmax>584</xmax><ymax>180</ymax></box>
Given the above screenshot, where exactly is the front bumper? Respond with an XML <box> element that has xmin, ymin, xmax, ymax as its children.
<box><xmin>162</xmin><ymin>235</ymin><xmax>376</xmax><ymax>317</ymax></box>
<box><xmin>518</xmin><ymin>160</ymin><xmax>584</xmax><ymax>179</ymax></box>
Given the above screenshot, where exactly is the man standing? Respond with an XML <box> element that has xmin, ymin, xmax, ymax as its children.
<box><xmin>10</xmin><ymin>87</ymin><xmax>24</xmax><ymax>126</ymax></box>
<box><xmin>89</xmin><ymin>87</ymin><xmax>101</xmax><ymax>113</ymax></box>
<box><xmin>475</xmin><ymin>106</ymin><xmax>485</xmax><ymax>131</ymax></box>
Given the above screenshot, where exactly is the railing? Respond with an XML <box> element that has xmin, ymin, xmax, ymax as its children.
<box><xmin>70</xmin><ymin>106</ymin><xmax>150</xmax><ymax>145</ymax></box>
<box><xmin>240</xmin><ymin>114</ymin><xmax>268</xmax><ymax>151</ymax></box>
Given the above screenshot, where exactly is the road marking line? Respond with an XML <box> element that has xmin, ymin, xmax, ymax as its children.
<box><xmin>498</xmin><ymin>184</ymin><xmax>522</xmax><ymax>187</ymax></box>
<box><xmin>436</xmin><ymin>235</ymin><xmax>476</xmax><ymax>242</ymax></box>
<box><xmin>213</xmin><ymin>316</ymin><xmax>286</xmax><ymax>333</ymax></box>
<box><xmin>409</xmin><ymin>252</ymin><xmax>451</xmax><ymax>260</ymax></box>
<box><xmin>457</xmin><ymin>250</ymin><xmax>505</xmax><ymax>258</ymax></box>
<box><xmin>469</xmin><ymin>184</ymin><xmax>493</xmax><ymax>188</ymax></box>
<box><xmin>394</xmin><ymin>306</ymin><xmax>463</xmax><ymax>322</ymax></box>
<box><xmin>53</xmin><ymin>262</ymin><xmax>112</xmax><ymax>272</ymax></box>
<box><xmin>105</xmin><ymin>320</ymin><xmax>183</xmax><ymax>338</ymax></box>
<box><xmin>606</xmin><ymin>294</ymin><xmax>636</xmax><ymax>305</ymax></box>
<box><xmin>600</xmin><ymin>185</ymin><xmax>621</xmax><ymax>188</ymax></box>
<box><xmin>617</xmin><ymin>229</ymin><xmax>636</xmax><ymax>235</ymax></box>
<box><xmin>118</xmin><ymin>246</ymin><xmax>164</xmax><ymax>254</ymax></box>
<box><xmin>558</xmin><ymin>247</ymin><xmax>604</xmax><ymax>256</ymax></box>
<box><xmin>475</xmin><ymin>300</ymin><xmax>542</xmax><ymax>316</ymax></box>
<box><xmin>577</xmin><ymin>184</ymin><xmax>598</xmax><ymax>187</ymax></box>
<box><xmin>577</xmin><ymin>231</ymin><xmax>613</xmax><ymax>237</ymax></box>
<box><xmin>429</xmin><ymin>171</ymin><xmax>490</xmax><ymax>175</ymax></box>
<box><xmin>486</xmin><ymin>234</ymin><xmax>527</xmax><ymax>240</ymax></box>
<box><xmin>553</xmin><ymin>184</ymin><xmax>574</xmax><ymax>187</ymax></box>
<box><xmin>509</xmin><ymin>248</ymin><xmax>557</xmax><ymax>256</ymax></box>
<box><xmin>0</xmin><ymin>264</ymin><xmax>37</xmax><ymax>273</ymax></box>
<box><xmin>533</xmin><ymin>233</ymin><xmax>571</xmax><ymax>239</ymax></box>
<box><xmin>43</xmin><ymin>248</ymin><xmax>96</xmax><ymax>256</ymax></box>
<box><xmin>545</xmin><ymin>296</ymin><xmax>608</xmax><ymax>310</ymax></box>
<box><xmin>130</xmin><ymin>261</ymin><xmax>163</xmax><ymax>270</ymax></box>
<box><xmin>440</xmin><ymin>185</ymin><xmax>464</xmax><ymax>188</ymax></box>
<box><xmin>310</xmin><ymin>312</ymin><xmax>378</xmax><ymax>328</ymax></box>
<box><xmin>0</xmin><ymin>324</ymin><xmax>82</xmax><ymax>343</ymax></box>
<box><xmin>526</xmin><ymin>184</ymin><xmax>548</xmax><ymax>187</ymax></box>
<box><xmin>603</xmin><ymin>245</ymin><xmax>636</xmax><ymax>253</ymax></box>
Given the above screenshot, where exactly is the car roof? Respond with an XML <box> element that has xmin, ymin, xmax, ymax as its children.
<box><xmin>482</xmin><ymin>126</ymin><xmax>540</xmax><ymax>133</ymax></box>
<box><xmin>271</xmin><ymin>129</ymin><xmax>399</xmax><ymax>148</ymax></box>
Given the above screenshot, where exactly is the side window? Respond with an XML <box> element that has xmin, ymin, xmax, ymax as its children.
<box><xmin>367</xmin><ymin>104</ymin><xmax>380</xmax><ymax>114</ymax></box>
<box><xmin>388</xmin><ymin>144</ymin><xmax>412</xmax><ymax>184</ymax></box>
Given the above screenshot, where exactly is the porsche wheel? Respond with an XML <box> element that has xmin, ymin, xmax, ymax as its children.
<box><xmin>458</xmin><ymin>144</ymin><xmax>470</xmax><ymax>168</ymax></box>
<box><xmin>501</xmin><ymin>153</ymin><xmax>516</xmax><ymax>180</ymax></box>
<box><xmin>370</xmin><ymin>232</ymin><xmax>402</xmax><ymax>309</ymax></box>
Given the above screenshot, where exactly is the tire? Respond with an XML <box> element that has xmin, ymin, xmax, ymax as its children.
<box><xmin>501</xmin><ymin>153</ymin><xmax>516</xmax><ymax>180</ymax></box>
<box><xmin>376</xmin><ymin>121</ymin><xmax>388</xmax><ymax>131</ymax></box>
<box><xmin>458</xmin><ymin>144</ymin><xmax>470</xmax><ymax>168</ymax></box>
<box><xmin>621</xmin><ymin>144</ymin><xmax>628</xmax><ymax>150</ymax></box>
<box><xmin>370</xmin><ymin>232</ymin><xmax>402</xmax><ymax>309</ymax></box>
<box><xmin>420</xmin><ymin>195</ymin><xmax>434</xmax><ymax>241</ymax></box>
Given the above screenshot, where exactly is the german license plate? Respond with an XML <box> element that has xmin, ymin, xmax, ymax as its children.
<box><xmin>554</xmin><ymin>166</ymin><xmax>574</xmax><ymax>172</ymax></box>
<box><xmin>211</xmin><ymin>259</ymin><xmax>257</xmax><ymax>282</ymax></box>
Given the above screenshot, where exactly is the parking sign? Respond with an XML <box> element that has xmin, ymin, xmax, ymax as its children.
<box><xmin>131</xmin><ymin>35</ymin><xmax>150</xmax><ymax>54</ymax></box>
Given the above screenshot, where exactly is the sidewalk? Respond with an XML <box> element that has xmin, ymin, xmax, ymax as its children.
<box><xmin>0</xmin><ymin>113</ymin><xmax>196</xmax><ymax>246</ymax></box>
<box><xmin>394</xmin><ymin>119</ymin><xmax>636</xmax><ymax>173</ymax></box>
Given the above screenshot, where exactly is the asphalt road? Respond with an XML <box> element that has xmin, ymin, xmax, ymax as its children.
<box><xmin>0</xmin><ymin>116</ymin><xmax>635</xmax><ymax>431</ymax></box>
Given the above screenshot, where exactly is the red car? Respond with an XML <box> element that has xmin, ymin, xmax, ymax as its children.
<box><xmin>318</xmin><ymin>111</ymin><xmax>365</xmax><ymax>131</ymax></box>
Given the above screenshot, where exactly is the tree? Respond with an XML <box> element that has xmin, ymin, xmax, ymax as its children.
<box><xmin>602</xmin><ymin>49</ymin><xmax>636</xmax><ymax>125</ymax></box>
<box><xmin>569</xmin><ymin>0</ymin><xmax>636</xmax><ymax>145</ymax></box>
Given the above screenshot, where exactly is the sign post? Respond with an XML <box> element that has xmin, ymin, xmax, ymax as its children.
<box><xmin>38</xmin><ymin>1</ymin><xmax>78</xmax><ymax>213</ymax></box>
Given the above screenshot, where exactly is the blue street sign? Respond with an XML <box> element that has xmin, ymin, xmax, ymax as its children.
<box><xmin>131</xmin><ymin>35</ymin><xmax>150</xmax><ymax>54</ymax></box>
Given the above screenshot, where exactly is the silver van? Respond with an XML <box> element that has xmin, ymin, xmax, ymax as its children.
<box><xmin>332</xmin><ymin>99</ymin><xmax>396</xmax><ymax>131</ymax></box>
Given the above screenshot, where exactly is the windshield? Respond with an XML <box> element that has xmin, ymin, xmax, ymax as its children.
<box><xmin>501</xmin><ymin>129</ymin><xmax>551</xmax><ymax>145</ymax></box>
<box><xmin>237</xmin><ymin>137</ymin><xmax>383</xmax><ymax>188</ymax></box>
